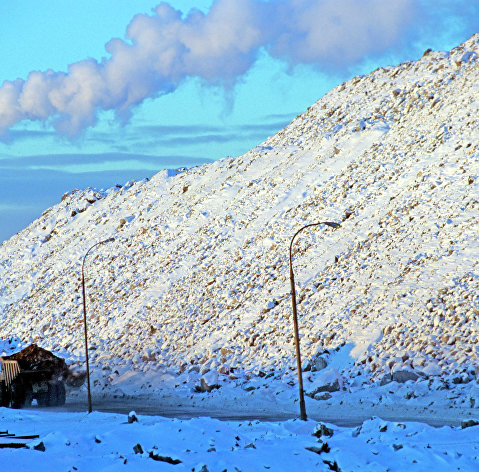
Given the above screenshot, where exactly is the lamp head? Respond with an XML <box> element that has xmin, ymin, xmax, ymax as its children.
<box><xmin>324</xmin><ymin>222</ymin><xmax>340</xmax><ymax>229</ymax></box>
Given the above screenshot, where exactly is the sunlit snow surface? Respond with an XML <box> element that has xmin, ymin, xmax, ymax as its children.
<box><xmin>1</xmin><ymin>408</ymin><xmax>479</xmax><ymax>471</ymax></box>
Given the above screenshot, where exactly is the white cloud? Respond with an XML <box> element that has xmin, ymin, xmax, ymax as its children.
<box><xmin>0</xmin><ymin>79</ymin><xmax>24</xmax><ymax>129</ymax></box>
<box><xmin>0</xmin><ymin>0</ymin><xmax>454</xmax><ymax>137</ymax></box>
<box><xmin>268</xmin><ymin>0</ymin><xmax>417</xmax><ymax>65</ymax></box>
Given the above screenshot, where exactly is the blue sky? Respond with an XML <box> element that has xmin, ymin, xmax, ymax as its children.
<box><xmin>1</xmin><ymin>0</ymin><xmax>478</xmax><ymax>242</ymax></box>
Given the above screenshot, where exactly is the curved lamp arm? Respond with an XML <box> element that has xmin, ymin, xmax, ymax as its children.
<box><xmin>81</xmin><ymin>237</ymin><xmax>115</xmax><ymax>413</ymax></box>
<box><xmin>289</xmin><ymin>221</ymin><xmax>340</xmax><ymax>421</ymax></box>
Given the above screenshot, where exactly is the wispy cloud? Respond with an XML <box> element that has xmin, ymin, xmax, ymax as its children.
<box><xmin>0</xmin><ymin>203</ymin><xmax>38</xmax><ymax>211</ymax></box>
<box><xmin>132</xmin><ymin>120</ymin><xmax>291</xmax><ymax>148</ymax></box>
<box><xmin>0</xmin><ymin>0</ymin><xmax>476</xmax><ymax>138</ymax></box>
<box><xmin>3</xmin><ymin>128</ymin><xmax>57</xmax><ymax>141</ymax></box>
<box><xmin>0</xmin><ymin>152</ymin><xmax>212</xmax><ymax>172</ymax></box>
<box><xmin>0</xmin><ymin>117</ymin><xmax>291</xmax><ymax>160</ymax></box>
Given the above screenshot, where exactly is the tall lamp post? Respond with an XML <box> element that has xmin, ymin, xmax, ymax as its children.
<box><xmin>289</xmin><ymin>221</ymin><xmax>340</xmax><ymax>421</ymax></box>
<box><xmin>81</xmin><ymin>237</ymin><xmax>115</xmax><ymax>413</ymax></box>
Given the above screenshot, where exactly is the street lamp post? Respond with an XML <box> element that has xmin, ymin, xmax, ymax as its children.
<box><xmin>289</xmin><ymin>221</ymin><xmax>340</xmax><ymax>421</ymax></box>
<box><xmin>81</xmin><ymin>237</ymin><xmax>115</xmax><ymax>413</ymax></box>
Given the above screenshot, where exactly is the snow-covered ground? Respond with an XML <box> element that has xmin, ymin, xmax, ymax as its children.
<box><xmin>1</xmin><ymin>33</ymin><xmax>479</xmax><ymax>470</ymax></box>
<box><xmin>3</xmin><ymin>375</ymin><xmax>479</xmax><ymax>470</ymax></box>
<box><xmin>2</xmin><ymin>407</ymin><xmax>479</xmax><ymax>471</ymax></box>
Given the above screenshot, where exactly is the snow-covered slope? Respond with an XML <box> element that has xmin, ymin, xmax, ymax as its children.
<box><xmin>1</xmin><ymin>35</ymin><xmax>478</xmax><ymax>399</ymax></box>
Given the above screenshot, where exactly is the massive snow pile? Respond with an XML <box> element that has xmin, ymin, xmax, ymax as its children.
<box><xmin>0</xmin><ymin>34</ymin><xmax>478</xmax><ymax>401</ymax></box>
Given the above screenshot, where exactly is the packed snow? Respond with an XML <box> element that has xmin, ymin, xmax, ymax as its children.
<box><xmin>2</xmin><ymin>408</ymin><xmax>479</xmax><ymax>471</ymax></box>
<box><xmin>1</xmin><ymin>34</ymin><xmax>479</xmax><ymax>469</ymax></box>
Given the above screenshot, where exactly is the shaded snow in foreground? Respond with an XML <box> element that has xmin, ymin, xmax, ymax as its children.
<box><xmin>1</xmin><ymin>408</ymin><xmax>479</xmax><ymax>471</ymax></box>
